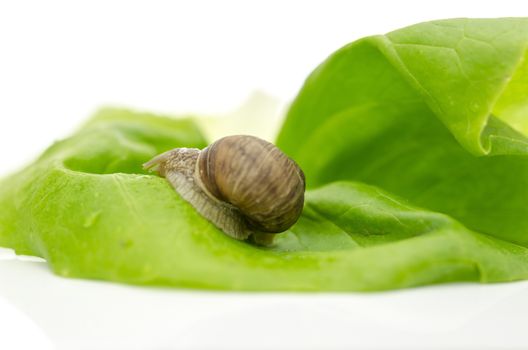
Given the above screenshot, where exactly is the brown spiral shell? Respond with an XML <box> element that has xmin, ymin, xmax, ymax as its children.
<box><xmin>195</xmin><ymin>135</ymin><xmax>305</xmax><ymax>233</ymax></box>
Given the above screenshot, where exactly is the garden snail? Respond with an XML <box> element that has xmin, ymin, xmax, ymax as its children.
<box><xmin>143</xmin><ymin>135</ymin><xmax>305</xmax><ymax>245</ymax></box>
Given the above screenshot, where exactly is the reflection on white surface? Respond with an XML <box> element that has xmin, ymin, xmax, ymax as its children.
<box><xmin>0</xmin><ymin>293</ymin><xmax>53</xmax><ymax>350</ymax></box>
<box><xmin>0</xmin><ymin>250</ymin><xmax>53</xmax><ymax>350</ymax></box>
<box><xmin>1</xmin><ymin>253</ymin><xmax>528</xmax><ymax>350</ymax></box>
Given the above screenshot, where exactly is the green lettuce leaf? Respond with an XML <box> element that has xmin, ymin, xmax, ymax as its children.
<box><xmin>2</xmin><ymin>107</ymin><xmax>528</xmax><ymax>291</ymax></box>
<box><xmin>277</xmin><ymin>18</ymin><xmax>528</xmax><ymax>246</ymax></box>
<box><xmin>2</xmin><ymin>18</ymin><xmax>528</xmax><ymax>291</ymax></box>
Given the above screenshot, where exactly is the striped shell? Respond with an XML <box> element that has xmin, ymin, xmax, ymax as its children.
<box><xmin>195</xmin><ymin>135</ymin><xmax>305</xmax><ymax>233</ymax></box>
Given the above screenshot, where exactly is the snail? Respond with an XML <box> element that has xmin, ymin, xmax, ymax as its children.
<box><xmin>143</xmin><ymin>135</ymin><xmax>305</xmax><ymax>245</ymax></box>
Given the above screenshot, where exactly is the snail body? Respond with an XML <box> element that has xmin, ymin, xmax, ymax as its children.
<box><xmin>144</xmin><ymin>135</ymin><xmax>305</xmax><ymax>245</ymax></box>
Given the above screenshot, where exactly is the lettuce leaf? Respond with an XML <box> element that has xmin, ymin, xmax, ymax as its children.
<box><xmin>277</xmin><ymin>18</ymin><xmax>528</xmax><ymax>246</ymax></box>
<box><xmin>2</xmin><ymin>18</ymin><xmax>528</xmax><ymax>291</ymax></box>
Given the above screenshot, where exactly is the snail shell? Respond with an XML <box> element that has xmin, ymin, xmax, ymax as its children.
<box><xmin>143</xmin><ymin>135</ymin><xmax>305</xmax><ymax>245</ymax></box>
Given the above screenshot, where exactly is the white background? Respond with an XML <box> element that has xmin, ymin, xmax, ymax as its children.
<box><xmin>1</xmin><ymin>1</ymin><xmax>528</xmax><ymax>349</ymax></box>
